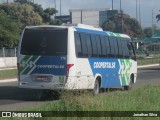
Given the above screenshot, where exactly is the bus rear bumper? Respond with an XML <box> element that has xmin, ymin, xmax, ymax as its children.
<box><xmin>19</xmin><ymin>82</ymin><xmax>65</xmax><ymax>90</ymax></box>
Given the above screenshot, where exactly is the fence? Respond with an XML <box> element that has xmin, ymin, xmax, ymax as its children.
<box><xmin>0</xmin><ymin>48</ymin><xmax>17</xmax><ymax>57</ymax></box>
<box><xmin>0</xmin><ymin>48</ymin><xmax>17</xmax><ymax>68</ymax></box>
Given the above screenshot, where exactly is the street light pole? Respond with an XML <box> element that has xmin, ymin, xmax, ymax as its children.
<box><xmin>112</xmin><ymin>0</ymin><xmax>113</xmax><ymax>10</ymax></box>
<box><xmin>120</xmin><ymin>0</ymin><xmax>121</xmax><ymax>11</ymax></box>
<box><xmin>54</xmin><ymin>0</ymin><xmax>57</xmax><ymax>16</ymax></box>
<box><xmin>136</xmin><ymin>0</ymin><xmax>138</xmax><ymax>20</ymax></box>
<box><xmin>60</xmin><ymin>0</ymin><xmax>61</xmax><ymax>16</ymax></box>
<box><xmin>120</xmin><ymin>0</ymin><xmax>123</xmax><ymax>33</ymax></box>
<box><xmin>139</xmin><ymin>0</ymin><xmax>141</xmax><ymax>27</ymax></box>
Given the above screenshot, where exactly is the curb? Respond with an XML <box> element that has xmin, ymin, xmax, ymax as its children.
<box><xmin>0</xmin><ymin>67</ymin><xmax>16</xmax><ymax>71</ymax></box>
<box><xmin>138</xmin><ymin>64</ymin><xmax>159</xmax><ymax>68</ymax></box>
<box><xmin>0</xmin><ymin>78</ymin><xmax>17</xmax><ymax>83</ymax></box>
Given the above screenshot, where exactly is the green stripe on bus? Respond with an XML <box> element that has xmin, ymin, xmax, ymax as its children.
<box><xmin>22</xmin><ymin>56</ymin><xmax>39</xmax><ymax>75</ymax></box>
<box><xmin>115</xmin><ymin>33</ymin><xmax>121</xmax><ymax>37</ymax></box>
<box><xmin>20</xmin><ymin>56</ymin><xmax>32</xmax><ymax>72</ymax></box>
<box><xmin>120</xmin><ymin>59</ymin><xmax>126</xmax><ymax>86</ymax></box>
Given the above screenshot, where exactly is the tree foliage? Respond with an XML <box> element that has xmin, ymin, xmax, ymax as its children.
<box><xmin>0</xmin><ymin>2</ymin><xmax>60</xmax><ymax>47</ymax></box>
<box><xmin>14</xmin><ymin>0</ymin><xmax>57</xmax><ymax>23</ymax></box>
<box><xmin>156</xmin><ymin>10</ymin><xmax>160</xmax><ymax>22</ymax></box>
<box><xmin>49</xmin><ymin>19</ymin><xmax>62</xmax><ymax>25</ymax></box>
<box><xmin>143</xmin><ymin>27</ymin><xmax>153</xmax><ymax>38</ymax></box>
<box><xmin>102</xmin><ymin>13</ymin><xmax>144</xmax><ymax>38</ymax></box>
<box><xmin>0</xmin><ymin>3</ymin><xmax>43</xmax><ymax>28</ymax></box>
<box><xmin>156</xmin><ymin>14</ymin><xmax>160</xmax><ymax>22</ymax></box>
<box><xmin>0</xmin><ymin>10</ymin><xmax>21</xmax><ymax>47</ymax></box>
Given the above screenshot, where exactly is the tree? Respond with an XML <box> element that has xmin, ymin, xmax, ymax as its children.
<box><xmin>14</xmin><ymin>0</ymin><xmax>29</xmax><ymax>4</ymax></box>
<box><xmin>14</xmin><ymin>0</ymin><xmax>58</xmax><ymax>23</ymax></box>
<box><xmin>0</xmin><ymin>3</ymin><xmax>43</xmax><ymax>28</ymax></box>
<box><xmin>143</xmin><ymin>27</ymin><xmax>153</xmax><ymax>38</ymax></box>
<box><xmin>102</xmin><ymin>13</ymin><xmax>143</xmax><ymax>38</ymax></box>
<box><xmin>49</xmin><ymin>19</ymin><xmax>62</xmax><ymax>25</ymax></box>
<box><xmin>43</xmin><ymin>8</ymin><xmax>57</xmax><ymax>22</ymax></box>
<box><xmin>156</xmin><ymin>10</ymin><xmax>160</xmax><ymax>22</ymax></box>
<box><xmin>0</xmin><ymin>10</ymin><xmax>21</xmax><ymax>47</ymax></box>
<box><xmin>103</xmin><ymin>20</ymin><xmax>115</xmax><ymax>32</ymax></box>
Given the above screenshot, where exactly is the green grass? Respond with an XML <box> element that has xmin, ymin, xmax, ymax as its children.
<box><xmin>5</xmin><ymin>85</ymin><xmax>159</xmax><ymax>120</ymax></box>
<box><xmin>137</xmin><ymin>57</ymin><xmax>160</xmax><ymax>66</ymax></box>
<box><xmin>0</xmin><ymin>69</ymin><xmax>17</xmax><ymax>80</ymax></box>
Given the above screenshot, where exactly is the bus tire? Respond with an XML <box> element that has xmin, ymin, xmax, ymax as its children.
<box><xmin>93</xmin><ymin>79</ymin><xmax>100</xmax><ymax>95</ymax></box>
<box><xmin>124</xmin><ymin>75</ymin><xmax>134</xmax><ymax>91</ymax></box>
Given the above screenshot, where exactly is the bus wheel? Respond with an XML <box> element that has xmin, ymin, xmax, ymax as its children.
<box><xmin>124</xmin><ymin>75</ymin><xmax>133</xmax><ymax>91</ymax></box>
<box><xmin>93</xmin><ymin>79</ymin><xmax>100</xmax><ymax>95</ymax></box>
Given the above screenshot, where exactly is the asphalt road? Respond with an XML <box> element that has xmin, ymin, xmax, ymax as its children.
<box><xmin>0</xmin><ymin>66</ymin><xmax>159</xmax><ymax>111</ymax></box>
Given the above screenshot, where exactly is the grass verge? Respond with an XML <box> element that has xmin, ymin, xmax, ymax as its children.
<box><xmin>0</xmin><ymin>69</ymin><xmax>17</xmax><ymax>80</ymax></box>
<box><xmin>5</xmin><ymin>85</ymin><xmax>159</xmax><ymax>120</ymax></box>
<box><xmin>137</xmin><ymin>57</ymin><xmax>160</xmax><ymax>66</ymax></box>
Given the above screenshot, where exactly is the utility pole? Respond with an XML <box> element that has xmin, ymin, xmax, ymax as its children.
<box><xmin>152</xmin><ymin>9</ymin><xmax>154</xmax><ymax>35</ymax></box>
<box><xmin>136</xmin><ymin>0</ymin><xmax>138</xmax><ymax>20</ymax></box>
<box><xmin>60</xmin><ymin>0</ymin><xmax>61</xmax><ymax>16</ymax></box>
<box><xmin>112</xmin><ymin>0</ymin><xmax>113</xmax><ymax>10</ymax></box>
<box><xmin>54</xmin><ymin>0</ymin><xmax>57</xmax><ymax>16</ymax></box>
<box><xmin>139</xmin><ymin>0</ymin><xmax>141</xmax><ymax>27</ymax></box>
<box><xmin>81</xmin><ymin>10</ymin><xmax>83</xmax><ymax>24</ymax></box>
<box><xmin>120</xmin><ymin>0</ymin><xmax>123</xmax><ymax>33</ymax></box>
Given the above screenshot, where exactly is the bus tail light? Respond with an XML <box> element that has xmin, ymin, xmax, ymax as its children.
<box><xmin>66</xmin><ymin>64</ymin><xmax>74</xmax><ymax>82</ymax></box>
<box><xmin>17</xmin><ymin>63</ymin><xmax>20</xmax><ymax>81</ymax></box>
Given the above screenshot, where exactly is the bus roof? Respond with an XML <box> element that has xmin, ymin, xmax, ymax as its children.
<box><xmin>25</xmin><ymin>24</ymin><xmax>130</xmax><ymax>39</ymax></box>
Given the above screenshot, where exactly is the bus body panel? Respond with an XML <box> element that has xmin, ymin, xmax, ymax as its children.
<box><xmin>18</xmin><ymin>26</ymin><xmax>69</xmax><ymax>89</ymax></box>
<box><xmin>19</xmin><ymin>55</ymin><xmax>67</xmax><ymax>89</ymax></box>
<box><xmin>17</xmin><ymin>24</ymin><xmax>137</xmax><ymax>91</ymax></box>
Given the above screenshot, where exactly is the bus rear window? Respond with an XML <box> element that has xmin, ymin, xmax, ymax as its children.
<box><xmin>21</xmin><ymin>28</ymin><xmax>68</xmax><ymax>56</ymax></box>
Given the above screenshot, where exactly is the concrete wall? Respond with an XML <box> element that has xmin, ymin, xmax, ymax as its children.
<box><xmin>0</xmin><ymin>57</ymin><xmax>17</xmax><ymax>68</ymax></box>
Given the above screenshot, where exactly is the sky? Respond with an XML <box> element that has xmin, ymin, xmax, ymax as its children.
<box><xmin>1</xmin><ymin>0</ymin><xmax>160</xmax><ymax>28</ymax></box>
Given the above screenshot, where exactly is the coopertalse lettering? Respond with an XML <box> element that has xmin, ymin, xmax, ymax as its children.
<box><xmin>37</xmin><ymin>65</ymin><xmax>65</xmax><ymax>69</ymax></box>
<box><xmin>94</xmin><ymin>62</ymin><xmax>116</xmax><ymax>69</ymax></box>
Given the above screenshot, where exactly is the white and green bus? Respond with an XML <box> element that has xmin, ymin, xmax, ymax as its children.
<box><xmin>17</xmin><ymin>24</ymin><xmax>137</xmax><ymax>95</ymax></box>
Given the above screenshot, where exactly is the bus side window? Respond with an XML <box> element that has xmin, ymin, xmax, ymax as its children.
<box><xmin>127</xmin><ymin>41</ymin><xmax>136</xmax><ymax>60</ymax></box>
<box><xmin>105</xmin><ymin>36</ymin><xmax>111</xmax><ymax>58</ymax></box>
<box><xmin>75</xmin><ymin>32</ymin><xmax>83</xmax><ymax>57</ymax></box>
<box><xmin>86</xmin><ymin>34</ymin><xmax>92</xmax><ymax>57</ymax></box>
<box><xmin>80</xmin><ymin>33</ymin><xmax>88</xmax><ymax>57</ymax></box>
<box><xmin>117</xmin><ymin>38</ymin><xmax>123</xmax><ymax>58</ymax></box>
<box><xmin>96</xmin><ymin>35</ymin><xmax>102</xmax><ymax>57</ymax></box>
<box><xmin>114</xmin><ymin>37</ymin><xmax>118</xmax><ymax>58</ymax></box>
<box><xmin>109</xmin><ymin>37</ymin><xmax>115</xmax><ymax>58</ymax></box>
<box><xmin>122</xmin><ymin>40</ymin><xmax>129</xmax><ymax>59</ymax></box>
<box><xmin>91</xmin><ymin>34</ymin><xmax>98</xmax><ymax>57</ymax></box>
<box><xmin>100</xmin><ymin>35</ymin><xmax>107</xmax><ymax>57</ymax></box>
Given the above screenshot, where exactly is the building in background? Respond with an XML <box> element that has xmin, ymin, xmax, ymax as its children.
<box><xmin>69</xmin><ymin>8</ymin><xmax>118</xmax><ymax>27</ymax></box>
<box><xmin>55</xmin><ymin>15</ymin><xmax>71</xmax><ymax>23</ymax></box>
<box><xmin>55</xmin><ymin>9</ymin><xmax>118</xmax><ymax>27</ymax></box>
<box><xmin>99</xmin><ymin>10</ymin><xmax>118</xmax><ymax>27</ymax></box>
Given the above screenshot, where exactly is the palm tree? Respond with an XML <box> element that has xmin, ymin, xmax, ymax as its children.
<box><xmin>156</xmin><ymin>10</ymin><xmax>160</xmax><ymax>22</ymax></box>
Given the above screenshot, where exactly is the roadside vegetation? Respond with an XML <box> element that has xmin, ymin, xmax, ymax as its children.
<box><xmin>3</xmin><ymin>85</ymin><xmax>160</xmax><ymax>120</ymax></box>
<box><xmin>0</xmin><ymin>69</ymin><xmax>17</xmax><ymax>80</ymax></box>
<box><xmin>137</xmin><ymin>57</ymin><xmax>160</xmax><ymax>65</ymax></box>
<box><xmin>0</xmin><ymin>1</ymin><xmax>61</xmax><ymax>48</ymax></box>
